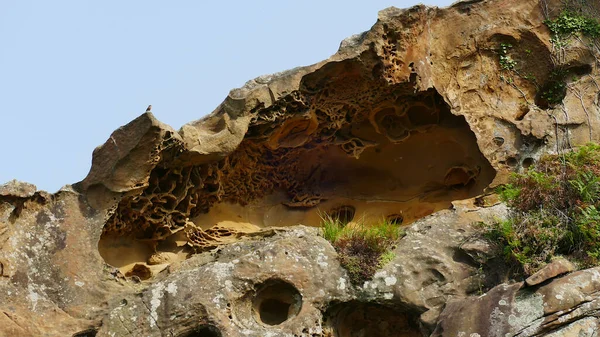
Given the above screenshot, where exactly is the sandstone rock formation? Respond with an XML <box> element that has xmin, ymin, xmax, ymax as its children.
<box><xmin>2</xmin><ymin>0</ymin><xmax>600</xmax><ymax>335</ymax></box>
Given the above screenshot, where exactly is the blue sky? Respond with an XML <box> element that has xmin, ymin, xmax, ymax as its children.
<box><xmin>1</xmin><ymin>0</ymin><xmax>454</xmax><ymax>192</ymax></box>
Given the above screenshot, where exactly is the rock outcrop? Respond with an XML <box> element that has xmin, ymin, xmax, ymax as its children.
<box><xmin>2</xmin><ymin>0</ymin><xmax>600</xmax><ymax>335</ymax></box>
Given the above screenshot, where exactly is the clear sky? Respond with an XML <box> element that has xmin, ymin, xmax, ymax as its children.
<box><xmin>1</xmin><ymin>0</ymin><xmax>454</xmax><ymax>193</ymax></box>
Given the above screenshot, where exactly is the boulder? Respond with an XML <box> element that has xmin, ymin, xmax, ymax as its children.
<box><xmin>525</xmin><ymin>257</ymin><xmax>576</xmax><ymax>287</ymax></box>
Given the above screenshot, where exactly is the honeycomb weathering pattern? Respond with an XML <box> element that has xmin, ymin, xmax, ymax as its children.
<box><xmin>96</xmin><ymin>59</ymin><xmax>496</xmax><ymax>274</ymax></box>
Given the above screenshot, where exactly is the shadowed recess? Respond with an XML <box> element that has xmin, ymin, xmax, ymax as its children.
<box><xmin>98</xmin><ymin>56</ymin><xmax>496</xmax><ymax>276</ymax></box>
<box><xmin>179</xmin><ymin>325</ymin><xmax>222</xmax><ymax>337</ymax></box>
<box><xmin>324</xmin><ymin>301</ymin><xmax>422</xmax><ymax>337</ymax></box>
<box><xmin>252</xmin><ymin>279</ymin><xmax>303</xmax><ymax>326</ymax></box>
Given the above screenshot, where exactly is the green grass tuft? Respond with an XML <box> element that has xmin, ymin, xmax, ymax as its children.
<box><xmin>320</xmin><ymin>215</ymin><xmax>404</xmax><ymax>285</ymax></box>
<box><xmin>321</xmin><ymin>213</ymin><xmax>345</xmax><ymax>243</ymax></box>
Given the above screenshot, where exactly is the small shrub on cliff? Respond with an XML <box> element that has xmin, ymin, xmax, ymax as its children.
<box><xmin>321</xmin><ymin>215</ymin><xmax>404</xmax><ymax>285</ymax></box>
<box><xmin>489</xmin><ymin>143</ymin><xmax>600</xmax><ymax>274</ymax></box>
<box><xmin>545</xmin><ymin>11</ymin><xmax>600</xmax><ymax>39</ymax></box>
<box><xmin>539</xmin><ymin>68</ymin><xmax>568</xmax><ymax>107</ymax></box>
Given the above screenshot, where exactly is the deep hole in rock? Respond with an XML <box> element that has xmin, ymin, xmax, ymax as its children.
<box><xmin>515</xmin><ymin>105</ymin><xmax>530</xmax><ymax>121</ymax></box>
<box><xmin>124</xmin><ymin>263</ymin><xmax>152</xmax><ymax>280</ymax></box>
<box><xmin>252</xmin><ymin>279</ymin><xmax>302</xmax><ymax>326</ymax></box>
<box><xmin>387</xmin><ymin>214</ymin><xmax>404</xmax><ymax>225</ymax></box>
<box><xmin>506</xmin><ymin>157</ymin><xmax>518</xmax><ymax>167</ymax></box>
<box><xmin>535</xmin><ymin>77</ymin><xmax>567</xmax><ymax>109</ymax></box>
<box><xmin>522</xmin><ymin>157</ymin><xmax>535</xmax><ymax>168</ymax></box>
<box><xmin>570</xmin><ymin>64</ymin><xmax>593</xmax><ymax>77</ymax></box>
<box><xmin>324</xmin><ymin>301</ymin><xmax>422</xmax><ymax>337</ymax></box>
<box><xmin>328</xmin><ymin>205</ymin><xmax>356</xmax><ymax>226</ymax></box>
<box><xmin>534</xmin><ymin>64</ymin><xmax>591</xmax><ymax>109</ymax></box>
<box><xmin>180</xmin><ymin>325</ymin><xmax>222</xmax><ymax>337</ymax></box>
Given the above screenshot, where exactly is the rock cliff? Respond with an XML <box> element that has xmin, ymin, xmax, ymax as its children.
<box><xmin>2</xmin><ymin>0</ymin><xmax>600</xmax><ymax>335</ymax></box>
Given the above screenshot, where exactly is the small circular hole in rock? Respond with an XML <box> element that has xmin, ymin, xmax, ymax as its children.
<box><xmin>506</xmin><ymin>157</ymin><xmax>518</xmax><ymax>167</ymax></box>
<box><xmin>493</xmin><ymin>137</ymin><xmax>505</xmax><ymax>146</ymax></box>
<box><xmin>515</xmin><ymin>105</ymin><xmax>530</xmax><ymax>121</ymax></box>
<box><xmin>387</xmin><ymin>214</ymin><xmax>404</xmax><ymax>225</ymax></box>
<box><xmin>522</xmin><ymin>157</ymin><xmax>535</xmax><ymax>168</ymax></box>
<box><xmin>252</xmin><ymin>279</ymin><xmax>302</xmax><ymax>326</ymax></box>
<box><xmin>380</xmin><ymin>114</ymin><xmax>410</xmax><ymax>141</ymax></box>
<box><xmin>328</xmin><ymin>206</ymin><xmax>355</xmax><ymax>226</ymax></box>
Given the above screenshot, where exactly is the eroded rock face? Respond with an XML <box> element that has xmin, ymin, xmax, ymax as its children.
<box><xmin>97</xmin><ymin>227</ymin><xmax>350</xmax><ymax>336</ymax></box>
<box><xmin>0</xmin><ymin>188</ymin><xmax>122</xmax><ymax>336</ymax></box>
<box><xmin>4</xmin><ymin>0</ymin><xmax>600</xmax><ymax>335</ymax></box>
<box><xmin>434</xmin><ymin>267</ymin><xmax>600</xmax><ymax>337</ymax></box>
<box><xmin>94</xmin><ymin>203</ymin><xmax>510</xmax><ymax>337</ymax></box>
<box><xmin>96</xmin><ymin>39</ymin><xmax>497</xmax><ymax>280</ymax></box>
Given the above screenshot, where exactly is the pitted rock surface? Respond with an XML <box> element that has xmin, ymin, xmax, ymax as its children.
<box><xmin>93</xmin><ymin>204</ymin><xmax>511</xmax><ymax>336</ymax></box>
<box><xmin>3</xmin><ymin>0</ymin><xmax>600</xmax><ymax>335</ymax></box>
<box><xmin>97</xmin><ymin>227</ymin><xmax>352</xmax><ymax>336</ymax></box>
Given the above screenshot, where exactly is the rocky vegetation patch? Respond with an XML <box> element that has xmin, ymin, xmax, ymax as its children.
<box><xmin>321</xmin><ymin>214</ymin><xmax>404</xmax><ymax>285</ymax></box>
<box><xmin>488</xmin><ymin>143</ymin><xmax>600</xmax><ymax>274</ymax></box>
<box><xmin>491</xmin><ymin>0</ymin><xmax>600</xmax><ymax>109</ymax></box>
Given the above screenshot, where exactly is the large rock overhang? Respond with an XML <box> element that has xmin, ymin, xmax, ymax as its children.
<box><xmin>76</xmin><ymin>0</ymin><xmax>596</xmax><ymax>275</ymax></box>
<box><xmin>90</xmin><ymin>50</ymin><xmax>497</xmax><ymax>273</ymax></box>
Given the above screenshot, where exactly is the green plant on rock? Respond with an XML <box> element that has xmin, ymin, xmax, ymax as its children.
<box><xmin>489</xmin><ymin>143</ymin><xmax>600</xmax><ymax>275</ymax></box>
<box><xmin>378</xmin><ymin>250</ymin><xmax>396</xmax><ymax>269</ymax></box>
<box><xmin>484</xmin><ymin>210</ymin><xmax>570</xmax><ymax>273</ymax></box>
<box><xmin>538</xmin><ymin>10</ymin><xmax>599</xmax><ymax>108</ymax></box>
<box><xmin>539</xmin><ymin>68</ymin><xmax>568</xmax><ymax>106</ymax></box>
<box><xmin>320</xmin><ymin>215</ymin><xmax>404</xmax><ymax>285</ymax></box>
<box><xmin>576</xmin><ymin>205</ymin><xmax>600</xmax><ymax>261</ymax></box>
<box><xmin>498</xmin><ymin>43</ymin><xmax>518</xmax><ymax>71</ymax></box>
<box><xmin>570</xmin><ymin>171</ymin><xmax>600</xmax><ymax>203</ymax></box>
<box><xmin>545</xmin><ymin>11</ymin><xmax>600</xmax><ymax>39</ymax></box>
<box><xmin>523</xmin><ymin>73</ymin><xmax>537</xmax><ymax>82</ymax></box>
